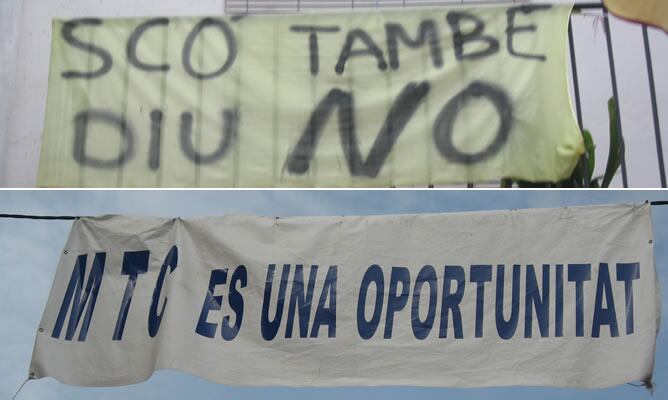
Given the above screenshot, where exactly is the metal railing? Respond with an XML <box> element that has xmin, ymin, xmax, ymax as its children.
<box><xmin>223</xmin><ymin>0</ymin><xmax>666</xmax><ymax>188</ymax></box>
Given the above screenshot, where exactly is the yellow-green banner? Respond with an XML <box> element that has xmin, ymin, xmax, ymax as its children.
<box><xmin>38</xmin><ymin>4</ymin><xmax>583</xmax><ymax>188</ymax></box>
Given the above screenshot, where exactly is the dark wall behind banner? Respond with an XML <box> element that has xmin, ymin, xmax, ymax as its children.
<box><xmin>0</xmin><ymin>190</ymin><xmax>666</xmax><ymax>399</ymax></box>
<box><xmin>2</xmin><ymin>0</ymin><xmax>667</xmax><ymax>187</ymax></box>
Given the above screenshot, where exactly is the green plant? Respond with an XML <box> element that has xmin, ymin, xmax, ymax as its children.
<box><xmin>502</xmin><ymin>98</ymin><xmax>623</xmax><ymax>188</ymax></box>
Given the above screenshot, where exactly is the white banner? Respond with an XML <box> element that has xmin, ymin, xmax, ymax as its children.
<box><xmin>30</xmin><ymin>204</ymin><xmax>659</xmax><ymax>388</ymax></box>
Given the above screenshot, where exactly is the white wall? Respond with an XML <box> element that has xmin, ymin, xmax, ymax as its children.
<box><xmin>1</xmin><ymin>0</ymin><xmax>667</xmax><ymax>187</ymax></box>
<box><xmin>0</xmin><ymin>0</ymin><xmax>22</xmax><ymax>184</ymax></box>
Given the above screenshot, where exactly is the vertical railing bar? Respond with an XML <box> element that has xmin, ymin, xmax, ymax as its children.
<box><xmin>568</xmin><ymin>16</ymin><xmax>589</xmax><ymax>186</ymax></box>
<box><xmin>567</xmin><ymin>20</ymin><xmax>584</xmax><ymax>130</ymax></box>
<box><xmin>643</xmin><ymin>25</ymin><xmax>666</xmax><ymax>188</ymax></box>
<box><xmin>246</xmin><ymin>0</ymin><xmax>249</xmax><ymax>14</ymax></box>
<box><xmin>603</xmin><ymin>8</ymin><xmax>628</xmax><ymax>187</ymax></box>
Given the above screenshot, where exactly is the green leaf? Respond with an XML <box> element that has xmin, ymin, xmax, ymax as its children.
<box><xmin>602</xmin><ymin>98</ymin><xmax>623</xmax><ymax>188</ymax></box>
<box><xmin>565</xmin><ymin>129</ymin><xmax>595</xmax><ymax>188</ymax></box>
<box><xmin>500</xmin><ymin>178</ymin><xmax>513</xmax><ymax>188</ymax></box>
<box><xmin>582</xmin><ymin>129</ymin><xmax>596</xmax><ymax>184</ymax></box>
<box><xmin>568</xmin><ymin>159</ymin><xmax>583</xmax><ymax>187</ymax></box>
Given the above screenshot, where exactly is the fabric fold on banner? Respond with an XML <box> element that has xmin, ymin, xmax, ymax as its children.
<box><xmin>30</xmin><ymin>204</ymin><xmax>658</xmax><ymax>388</ymax></box>
<box><xmin>37</xmin><ymin>4</ymin><xmax>583</xmax><ymax>187</ymax></box>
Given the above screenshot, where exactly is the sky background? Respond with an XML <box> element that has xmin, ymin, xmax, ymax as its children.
<box><xmin>0</xmin><ymin>189</ymin><xmax>666</xmax><ymax>400</ymax></box>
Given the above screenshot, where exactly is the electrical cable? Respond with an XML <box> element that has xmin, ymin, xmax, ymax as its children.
<box><xmin>0</xmin><ymin>201</ymin><xmax>667</xmax><ymax>221</ymax></box>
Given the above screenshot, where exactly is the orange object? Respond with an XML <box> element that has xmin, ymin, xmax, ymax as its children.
<box><xmin>604</xmin><ymin>0</ymin><xmax>668</xmax><ymax>32</ymax></box>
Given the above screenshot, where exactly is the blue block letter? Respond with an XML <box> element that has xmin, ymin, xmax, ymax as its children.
<box><xmin>592</xmin><ymin>263</ymin><xmax>619</xmax><ymax>337</ymax></box>
<box><xmin>411</xmin><ymin>265</ymin><xmax>437</xmax><ymax>340</ymax></box>
<box><xmin>568</xmin><ymin>263</ymin><xmax>591</xmax><ymax>337</ymax></box>
<box><xmin>261</xmin><ymin>264</ymin><xmax>291</xmax><ymax>340</ymax></box>
<box><xmin>470</xmin><ymin>265</ymin><xmax>492</xmax><ymax>338</ymax></box>
<box><xmin>439</xmin><ymin>265</ymin><xmax>465</xmax><ymax>338</ymax></box>
<box><xmin>495</xmin><ymin>264</ymin><xmax>520</xmax><ymax>340</ymax></box>
<box><xmin>149</xmin><ymin>246</ymin><xmax>178</xmax><ymax>337</ymax></box>
<box><xmin>616</xmin><ymin>262</ymin><xmax>640</xmax><ymax>335</ymax></box>
<box><xmin>311</xmin><ymin>266</ymin><xmax>337</xmax><ymax>338</ymax></box>
<box><xmin>384</xmin><ymin>266</ymin><xmax>410</xmax><ymax>339</ymax></box>
<box><xmin>524</xmin><ymin>264</ymin><xmax>550</xmax><ymax>338</ymax></box>
<box><xmin>195</xmin><ymin>269</ymin><xmax>228</xmax><ymax>338</ymax></box>
<box><xmin>52</xmin><ymin>253</ymin><xmax>106</xmax><ymax>341</ymax></box>
<box><xmin>357</xmin><ymin>264</ymin><xmax>385</xmax><ymax>339</ymax></box>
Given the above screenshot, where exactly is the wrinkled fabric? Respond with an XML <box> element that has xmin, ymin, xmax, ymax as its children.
<box><xmin>30</xmin><ymin>204</ymin><xmax>658</xmax><ymax>388</ymax></box>
<box><xmin>37</xmin><ymin>4</ymin><xmax>582</xmax><ymax>187</ymax></box>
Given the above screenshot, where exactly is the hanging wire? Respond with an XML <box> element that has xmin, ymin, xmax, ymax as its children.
<box><xmin>0</xmin><ymin>201</ymin><xmax>666</xmax><ymax>221</ymax></box>
<box><xmin>0</xmin><ymin>214</ymin><xmax>79</xmax><ymax>220</ymax></box>
<box><xmin>8</xmin><ymin>377</ymin><xmax>30</xmax><ymax>400</ymax></box>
